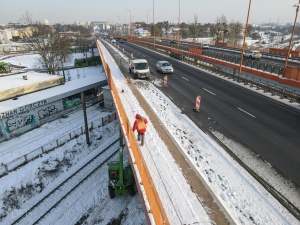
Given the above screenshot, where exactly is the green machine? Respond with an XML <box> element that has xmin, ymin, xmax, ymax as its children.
<box><xmin>108</xmin><ymin>133</ymin><xmax>135</xmax><ymax>198</ymax></box>
<box><xmin>0</xmin><ymin>62</ymin><xmax>11</xmax><ymax>73</ymax></box>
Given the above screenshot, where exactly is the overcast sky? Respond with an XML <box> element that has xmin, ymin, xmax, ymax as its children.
<box><xmin>0</xmin><ymin>0</ymin><xmax>298</xmax><ymax>25</ymax></box>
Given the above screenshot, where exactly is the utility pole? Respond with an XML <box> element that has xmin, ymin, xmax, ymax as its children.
<box><xmin>284</xmin><ymin>1</ymin><xmax>300</xmax><ymax>76</ymax></box>
<box><xmin>125</xmin><ymin>9</ymin><xmax>132</xmax><ymax>40</ymax></box>
<box><xmin>153</xmin><ymin>0</ymin><xmax>156</xmax><ymax>49</ymax></box>
<box><xmin>81</xmin><ymin>91</ymin><xmax>90</xmax><ymax>146</ymax></box>
<box><xmin>177</xmin><ymin>0</ymin><xmax>180</xmax><ymax>48</ymax></box>
<box><xmin>238</xmin><ymin>0</ymin><xmax>252</xmax><ymax>79</ymax></box>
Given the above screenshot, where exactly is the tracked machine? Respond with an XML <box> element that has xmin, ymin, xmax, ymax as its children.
<box><xmin>108</xmin><ymin>135</ymin><xmax>135</xmax><ymax>198</ymax></box>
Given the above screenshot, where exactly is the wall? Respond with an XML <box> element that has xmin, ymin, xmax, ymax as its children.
<box><xmin>0</xmin><ymin>88</ymin><xmax>102</xmax><ymax>143</ymax></box>
<box><xmin>102</xmin><ymin>85</ymin><xmax>114</xmax><ymax>109</ymax></box>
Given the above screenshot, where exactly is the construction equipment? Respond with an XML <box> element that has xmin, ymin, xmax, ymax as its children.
<box><xmin>108</xmin><ymin>133</ymin><xmax>135</xmax><ymax>198</ymax></box>
<box><xmin>0</xmin><ymin>62</ymin><xmax>12</xmax><ymax>73</ymax></box>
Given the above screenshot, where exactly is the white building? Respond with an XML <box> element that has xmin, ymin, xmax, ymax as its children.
<box><xmin>0</xmin><ymin>29</ymin><xmax>13</xmax><ymax>44</ymax></box>
<box><xmin>90</xmin><ymin>21</ymin><xmax>110</xmax><ymax>31</ymax></box>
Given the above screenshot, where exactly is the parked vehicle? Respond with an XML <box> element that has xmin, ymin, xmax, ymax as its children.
<box><xmin>129</xmin><ymin>59</ymin><xmax>151</xmax><ymax>79</ymax></box>
<box><xmin>169</xmin><ymin>40</ymin><xmax>178</xmax><ymax>44</ymax></box>
<box><xmin>201</xmin><ymin>44</ymin><xmax>209</xmax><ymax>49</ymax></box>
<box><xmin>156</xmin><ymin>61</ymin><xmax>174</xmax><ymax>74</ymax></box>
<box><xmin>119</xmin><ymin>39</ymin><xmax>125</xmax><ymax>43</ymax></box>
<box><xmin>243</xmin><ymin>50</ymin><xmax>262</xmax><ymax>60</ymax></box>
<box><xmin>155</xmin><ymin>37</ymin><xmax>162</xmax><ymax>42</ymax></box>
<box><xmin>111</xmin><ymin>39</ymin><xmax>116</xmax><ymax>44</ymax></box>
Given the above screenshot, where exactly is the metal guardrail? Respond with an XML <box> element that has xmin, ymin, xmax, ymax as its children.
<box><xmin>128</xmin><ymin>40</ymin><xmax>300</xmax><ymax>105</ymax></box>
<box><xmin>211</xmin><ymin>45</ymin><xmax>300</xmax><ymax>62</ymax></box>
<box><xmin>203</xmin><ymin>51</ymin><xmax>284</xmax><ymax>75</ymax></box>
<box><xmin>182</xmin><ymin>56</ymin><xmax>300</xmax><ymax>104</ymax></box>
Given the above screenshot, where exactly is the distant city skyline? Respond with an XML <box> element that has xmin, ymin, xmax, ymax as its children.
<box><xmin>0</xmin><ymin>0</ymin><xmax>298</xmax><ymax>26</ymax></box>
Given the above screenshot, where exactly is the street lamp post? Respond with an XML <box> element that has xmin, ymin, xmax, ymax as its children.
<box><xmin>125</xmin><ymin>9</ymin><xmax>132</xmax><ymax>40</ymax></box>
<box><xmin>147</xmin><ymin>9</ymin><xmax>152</xmax><ymax>32</ymax></box>
<box><xmin>153</xmin><ymin>0</ymin><xmax>156</xmax><ymax>48</ymax></box>
<box><xmin>238</xmin><ymin>0</ymin><xmax>252</xmax><ymax>79</ymax></box>
<box><xmin>59</xmin><ymin>37</ymin><xmax>66</xmax><ymax>83</ymax></box>
<box><xmin>177</xmin><ymin>0</ymin><xmax>180</xmax><ymax>48</ymax></box>
<box><xmin>284</xmin><ymin>1</ymin><xmax>300</xmax><ymax>77</ymax></box>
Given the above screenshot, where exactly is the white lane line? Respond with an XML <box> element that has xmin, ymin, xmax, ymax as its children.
<box><xmin>166</xmin><ymin>94</ymin><xmax>173</xmax><ymax>100</ymax></box>
<box><xmin>182</xmin><ymin>77</ymin><xmax>189</xmax><ymax>81</ymax></box>
<box><xmin>203</xmin><ymin>88</ymin><xmax>216</xmax><ymax>96</ymax></box>
<box><xmin>237</xmin><ymin>107</ymin><xmax>256</xmax><ymax>118</ymax></box>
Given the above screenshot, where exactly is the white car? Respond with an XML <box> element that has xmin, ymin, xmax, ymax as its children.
<box><xmin>243</xmin><ymin>50</ymin><xmax>262</xmax><ymax>60</ymax></box>
<box><xmin>202</xmin><ymin>44</ymin><xmax>209</xmax><ymax>49</ymax></box>
<box><xmin>156</xmin><ymin>61</ymin><xmax>174</xmax><ymax>74</ymax></box>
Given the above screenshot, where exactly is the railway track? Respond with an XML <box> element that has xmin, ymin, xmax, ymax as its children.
<box><xmin>10</xmin><ymin>139</ymin><xmax>119</xmax><ymax>225</ymax></box>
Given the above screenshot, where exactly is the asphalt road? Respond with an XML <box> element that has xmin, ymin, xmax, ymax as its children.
<box><xmin>120</xmin><ymin>41</ymin><xmax>300</xmax><ymax>187</ymax></box>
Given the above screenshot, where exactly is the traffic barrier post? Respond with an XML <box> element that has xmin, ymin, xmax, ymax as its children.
<box><xmin>163</xmin><ymin>75</ymin><xmax>168</xmax><ymax>87</ymax></box>
<box><xmin>193</xmin><ymin>95</ymin><xmax>201</xmax><ymax>112</ymax></box>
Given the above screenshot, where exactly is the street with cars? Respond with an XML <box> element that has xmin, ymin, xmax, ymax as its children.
<box><xmin>117</xmin><ymin>40</ymin><xmax>300</xmax><ymax>187</ymax></box>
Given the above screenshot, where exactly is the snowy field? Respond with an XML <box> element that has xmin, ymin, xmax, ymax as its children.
<box><xmin>0</xmin><ymin>41</ymin><xmax>299</xmax><ymax>224</ymax></box>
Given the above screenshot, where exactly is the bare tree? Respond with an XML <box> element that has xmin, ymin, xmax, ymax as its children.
<box><xmin>19</xmin><ymin>10</ymin><xmax>33</xmax><ymax>25</ymax></box>
<box><xmin>212</xmin><ymin>15</ymin><xmax>228</xmax><ymax>42</ymax></box>
<box><xmin>150</xmin><ymin>22</ymin><xmax>164</xmax><ymax>37</ymax></box>
<box><xmin>227</xmin><ymin>21</ymin><xmax>243</xmax><ymax>45</ymax></box>
<box><xmin>27</xmin><ymin>24</ymin><xmax>70</xmax><ymax>74</ymax></box>
<box><xmin>189</xmin><ymin>14</ymin><xmax>199</xmax><ymax>40</ymax></box>
<box><xmin>180</xmin><ymin>22</ymin><xmax>189</xmax><ymax>38</ymax></box>
<box><xmin>19</xmin><ymin>11</ymin><xmax>70</xmax><ymax>75</ymax></box>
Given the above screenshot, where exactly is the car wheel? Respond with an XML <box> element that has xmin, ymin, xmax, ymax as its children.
<box><xmin>249</xmin><ymin>56</ymin><xmax>253</xmax><ymax>60</ymax></box>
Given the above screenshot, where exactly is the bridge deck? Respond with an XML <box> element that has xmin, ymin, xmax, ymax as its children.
<box><xmin>98</xmin><ymin>40</ymin><xmax>230</xmax><ymax>224</ymax></box>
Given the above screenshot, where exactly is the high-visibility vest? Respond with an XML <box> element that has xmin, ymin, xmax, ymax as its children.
<box><xmin>137</xmin><ymin>119</ymin><xmax>146</xmax><ymax>130</ymax></box>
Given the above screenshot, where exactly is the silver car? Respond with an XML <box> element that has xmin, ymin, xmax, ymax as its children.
<box><xmin>156</xmin><ymin>61</ymin><xmax>174</xmax><ymax>74</ymax></box>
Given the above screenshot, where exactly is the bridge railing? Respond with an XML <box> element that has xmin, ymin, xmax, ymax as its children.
<box><xmin>96</xmin><ymin>38</ymin><xmax>170</xmax><ymax>225</ymax></box>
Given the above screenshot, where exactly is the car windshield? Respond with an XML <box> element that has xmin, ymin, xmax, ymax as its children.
<box><xmin>135</xmin><ymin>63</ymin><xmax>148</xmax><ymax>70</ymax></box>
<box><xmin>162</xmin><ymin>62</ymin><xmax>171</xmax><ymax>67</ymax></box>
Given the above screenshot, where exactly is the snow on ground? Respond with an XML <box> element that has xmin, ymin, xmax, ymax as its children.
<box><xmin>0</xmin><ymin>51</ymin><xmax>147</xmax><ymax>224</ymax></box>
<box><xmin>0</xmin><ymin>42</ymin><xmax>299</xmax><ymax>224</ymax></box>
<box><xmin>99</xmin><ymin>40</ymin><xmax>300</xmax><ymax>224</ymax></box>
<box><xmin>0</xmin><ymin>105</ymin><xmax>147</xmax><ymax>224</ymax></box>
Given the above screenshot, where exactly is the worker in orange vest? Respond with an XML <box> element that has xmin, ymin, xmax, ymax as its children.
<box><xmin>133</xmin><ymin>114</ymin><xmax>148</xmax><ymax>146</ymax></box>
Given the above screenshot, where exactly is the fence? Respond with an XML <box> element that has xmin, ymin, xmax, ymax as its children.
<box><xmin>96</xmin><ymin>38</ymin><xmax>170</xmax><ymax>225</ymax></box>
<box><xmin>0</xmin><ymin>113</ymin><xmax>117</xmax><ymax>177</ymax></box>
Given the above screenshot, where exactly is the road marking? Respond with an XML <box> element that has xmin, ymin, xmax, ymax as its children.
<box><xmin>203</xmin><ymin>88</ymin><xmax>216</xmax><ymax>96</ymax></box>
<box><xmin>237</xmin><ymin>107</ymin><xmax>256</xmax><ymax>118</ymax></box>
<box><xmin>182</xmin><ymin>77</ymin><xmax>189</xmax><ymax>81</ymax></box>
<box><xmin>166</xmin><ymin>94</ymin><xmax>173</xmax><ymax>100</ymax></box>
